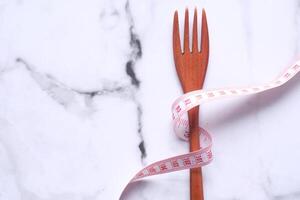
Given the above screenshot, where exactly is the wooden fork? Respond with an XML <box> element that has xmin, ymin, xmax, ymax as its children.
<box><xmin>173</xmin><ymin>8</ymin><xmax>209</xmax><ymax>200</ymax></box>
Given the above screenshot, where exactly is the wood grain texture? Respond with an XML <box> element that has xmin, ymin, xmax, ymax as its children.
<box><xmin>173</xmin><ymin>8</ymin><xmax>209</xmax><ymax>200</ymax></box>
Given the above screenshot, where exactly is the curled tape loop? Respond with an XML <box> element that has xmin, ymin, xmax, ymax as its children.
<box><xmin>120</xmin><ymin>60</ymin><xmax>300</xmax><ymax>199</ymax></box>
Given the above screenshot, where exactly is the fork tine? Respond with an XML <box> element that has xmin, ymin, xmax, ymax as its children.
<box><xmin>192</xmin><ymin>8</ymin><xmax>198</xmax><ymax>53</ymax></box>
<box><xmin>200</xmin><ymin>9</ymin><xmax>209</xmax><ymax>62</ymax></box>
<box><xmin>184</xmin><ymin>9</ymin><xmax>190</xmax><ymax>53</ymax></box>
<box><xmin>173</xmin><ymin>11</ymin><xmax>182</xmax><ymax>55</ymax></box>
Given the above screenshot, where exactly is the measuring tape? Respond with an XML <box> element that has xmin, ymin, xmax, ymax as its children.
<box><xmin>120</xmin><ymin>60</ymin><xmax>300</xmax><ymax>199</ymax></box>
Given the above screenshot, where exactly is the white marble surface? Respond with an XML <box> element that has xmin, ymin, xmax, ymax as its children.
<box><xmin>0</xmin><ymin>0</ymin><xmax>300</xmax><ymax>199</ymax></box>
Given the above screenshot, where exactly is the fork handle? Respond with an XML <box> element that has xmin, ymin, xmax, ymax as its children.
<box><xmin>188</xmin><ymin>106</ymin><xmax>204</xmax><ymax>200</ymax></box>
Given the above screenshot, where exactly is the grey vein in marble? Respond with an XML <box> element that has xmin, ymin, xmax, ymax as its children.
<box><xmin>15</xmin><ymin>58</ymin><xmax>134</xmax><ymax>113</ymax></box>
<box><xmin>125</xmin><ymin>0</ymin><xmax>146</xmax><ymax>161</ymax></box>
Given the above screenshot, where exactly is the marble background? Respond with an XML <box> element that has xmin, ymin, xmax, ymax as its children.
<box><xmin>0</xmin><ymin>0</ymin><xmax>300</xmax><ymax>199</ymax></box>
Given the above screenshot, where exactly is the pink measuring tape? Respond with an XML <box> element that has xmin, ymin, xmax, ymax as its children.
<box><xmin>120</xmin><ymin>60</ymin><xmax>300</xmax><ymax>199</ymax></box>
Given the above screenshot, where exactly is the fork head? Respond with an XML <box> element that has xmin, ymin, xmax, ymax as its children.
<box><xmin>173</xmin><ymin>8</ymin><xmax>209</xmax><ymax>93</ymax></box>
